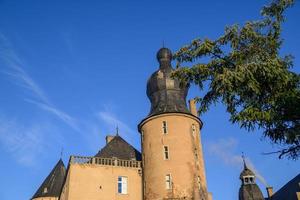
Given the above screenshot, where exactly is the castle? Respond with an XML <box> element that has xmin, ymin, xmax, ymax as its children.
<box><xmin>31</xmin><ymin>48</ymin><xmax>300</xmax><ymax>200</ymax></box>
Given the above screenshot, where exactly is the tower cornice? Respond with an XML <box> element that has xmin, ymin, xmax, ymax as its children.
<box><xmin>138</xmin><ymin>112</ymin><xmax>203</xmax><ymax>132</ymax></box>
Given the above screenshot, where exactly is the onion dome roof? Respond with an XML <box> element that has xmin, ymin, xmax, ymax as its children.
<box><xmin>146</xmin><ymin>47</ymin><xmax>190</xmax><ymax>116</ymax></box>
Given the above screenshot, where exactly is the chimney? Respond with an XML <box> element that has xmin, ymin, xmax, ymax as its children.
<box><xmin>106</xmin><ymin>135</ymin><xmax>115</xmax><ymax>144</ymax></box>
<box><xmin>266</xmin><ymin>187</ymin><xmax>273</xmax><ymax>198</ymax></box>
<box><xmin>189</xmin><ymin>99</ymin><xmax>198</xmax><ymax>116</ymax></box>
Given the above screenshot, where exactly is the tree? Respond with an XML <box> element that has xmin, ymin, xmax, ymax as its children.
<box><xmin>173</xmin><ymin>0</ymin><xmax>300</xmax><ymax>159</ymax></box>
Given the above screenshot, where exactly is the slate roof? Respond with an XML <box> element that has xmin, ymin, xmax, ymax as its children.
<box><xmin>31</xmin><ymin>159</ymin><xmax>66</xmax><ymax>199</ymax></box>
<box><xmin>269</xmin><ymin>173</ymin><xmax>300</xmax><ymax>200</ymax></box>
<box><xmin>239</xmin><ymin>161</ymin><xmax>264</xmax><ymax>200</ymax></box>
<box><xmin>95</xmin><ymin>135</ymin><xmax>142</xmax><ymax>161</ymax></box>
<box><xmin>146</xmin><ymin>48</ymin><xmax>191</xmax><ymax>117</ymax></box>
<box><xmin>240</xmin><ymin>167</ymin><xmax>255</xmax><ymax>180</ymax></box>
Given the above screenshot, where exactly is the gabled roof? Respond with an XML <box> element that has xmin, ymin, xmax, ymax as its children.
<box><xmin>270</xmin><ymin>173</ymin><xmax>300</xmax><ymax>200</ymax></box>
<box><xmin>95</xmin><ymin>135</ymin><xmax>142</xmax><ymax>161</ymax></box>
<box><xmin>32</xmin><ymin>159</ymin><xmax>66</xmax><ymax>199</ymax></box>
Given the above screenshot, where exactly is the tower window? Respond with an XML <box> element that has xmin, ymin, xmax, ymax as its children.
<box><xmin>195</xmin><ymin>148</ymin><xmax>198</xmax><ymax>160</ymax></box>
<box><xmin>192</xmin><ymin>124</ymin><xmax>196</xmax><ymax>136</ymax></box>
<box><xmin>245</xmin><ymin>177</ymin><xmax>249</xmax><ymax>183</ymax></box>
<box><xmin>118</xmin><ymin>176</ymin><xmax>128</xmax><ymax>194</ymax></box>
<box><xmin>250</xmin><ymin>177</ymin><xmax>254</xmax><ymax>183</ymax></box>
<box><xmin>162</xmin><ymin>121</ymin><xmax>168</xmax><ymax>134</ymax></box>
<box><xmin>164</xmin><ymin>146</ymin><xmax>169</xmax><ymax>160</ymax></box>
<box><xmin>243</xmin><ymin>176</ymin><xmax>255</xmax><ymax>185</ymax></box>
<box><xmin>197</xmin><ymin>176</ymin><xmax>201</xmax><ymax>190</ymax></box>
<box><xmin>165</xmin><ymin>174</ymin><xmax>172</xmax><ymax>189</ymax></box>
<box><xmin>141</xmin><ymin>131</ymin><xmax>144</xmax><ymax>142</ymax></box>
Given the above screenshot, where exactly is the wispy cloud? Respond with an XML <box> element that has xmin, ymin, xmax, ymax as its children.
<box><xmin>0</xmin><ymin>33</ymin><xmax>79</xmax><ymax>165</ymax></box>
<box><xmin>0</xmin><ymin>117</ymin><xmax>62</xmax><ymax>166</ymax></box>
<box><xmin>98</xmin><ymin>111</ymin><xmax>135</xmax><ymax>134</ymax></box>
<box><xmin>26</xmin><ymin>99</ymin><xmax>80</xmax><ymax>132</ymax></box>
<box><xmin>0</xmin><ymin>33</ymin><xmax>139</xmax><ymax>163</ymax></box>
<box><xmin>0</xmin><ymin>33</ymin><xmax>78</xmax><ymax>132</ymax></box>
<box><xmin>206</xmin><ymin>137</ymin><xmax>268</xmax><ymax>186</ymax></box>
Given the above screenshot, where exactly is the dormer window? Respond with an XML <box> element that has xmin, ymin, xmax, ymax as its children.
<box><xmin>43</xmin><ymin>187</ymin><xmax>48</xmax><ymax>194</ymax></box>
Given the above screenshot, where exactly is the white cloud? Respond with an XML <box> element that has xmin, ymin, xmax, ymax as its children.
<box><xmin>26</xmin><ymin>99</ymin><xmax>80</xmax><ymax>132</ymax></box>
<box><xmin>206</xmin><ymin>137</ymin><xmax>268</xmax><ymax>186</ymax></box>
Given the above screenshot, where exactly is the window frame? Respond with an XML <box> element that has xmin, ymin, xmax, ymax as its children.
<box><xmin>162</xmin><ymin>121</ymin><xmax>168</xmax><ymax>134</ymax></box>
<box><xmin>163</xmin><ymin>145</ymin><xmax>169</xmax><ymax>160</ymax></box>
<box><xmin>118</xmin><ymin>176</ymin><xmax>128</xmax><ymax>194</ymax></box>
<box><xmin>192</xmin><ymin>124</ymin><xmax>196</xmax><ymax>137</ymax></box>
<box><xmin>165</xmin><ymin>174</ymin><xmax>172</xmax><ymax>190</ymax></box>
<box><xmin>197</xmin><ymin>176</ymin><xmax>201</xmax><ymax>190</ymax></box>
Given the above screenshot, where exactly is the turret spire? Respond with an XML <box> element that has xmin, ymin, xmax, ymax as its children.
<box><xmin>242</xmin><ymin>152</ymin><xmax>247</xmax><ymax>169</ymax></box>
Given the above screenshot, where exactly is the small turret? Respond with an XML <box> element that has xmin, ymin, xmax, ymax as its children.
<box><xmin>238</xmin><ymin>156</ymin><xmax>264</xmax><ymax>200</ymax></box>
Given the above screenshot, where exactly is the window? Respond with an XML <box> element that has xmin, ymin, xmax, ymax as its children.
<box><xmin>141</xmin><ymin>131</ymin><xmax>144</xmax><ymax>142</ymax></box>
<box><xmin>192</xmin><ymin>124</ymin><xmax>196</xmax><ymax>136</ymax></box>
<box><xmin>164</xmin><ymin>146</ymin><xmax>169</xmax><ymax>160</ymax></box>
<box><xmin>43</xmin><ymin>187</ymin><xmax>48</xmax><ymax>194</ymax></box>
<box><xmin>162</xmin><ymin>121</ymin><xmax>168</xmax><ymax>134</ymax></box>
<box><xmin>250</xmin><ymin>177</ymin><xmax>254</xmax><ymax>183</ymax></box>
<box><xmin>197</xmin><ymin>176</ymin><xmax>201</xmax><ymax>190</ymax></box>
<box><xmin>118</xmin><ymin>176</ymin><xmax>128</xmax><ymax>194</ymax></box>
<box><xmin>165</xmin><ymin>174</ymin><xmax>172</xmax><ymax>189</ymax></box>
<box><xmin>195</xmin><ymin>148</ymin><xmax>198</xmax><ymax>160</ymax></box>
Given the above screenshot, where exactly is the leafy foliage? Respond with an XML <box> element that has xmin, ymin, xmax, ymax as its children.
<box><xmin>173</xmin><ymin>0</ymin><xmax>299</xmax><ymax>159</ymax></box>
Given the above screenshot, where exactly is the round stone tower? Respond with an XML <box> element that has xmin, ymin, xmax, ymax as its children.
<box><xmin>138</xmin><ymin>48</ymin><xmax>209</xmax><ymax>200</ymax></box>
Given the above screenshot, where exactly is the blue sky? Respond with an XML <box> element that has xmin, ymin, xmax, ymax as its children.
<box><xmin>0</xmin><ymin>0</ymin><xmax>299</xmax><ymax>199</ymax></box>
